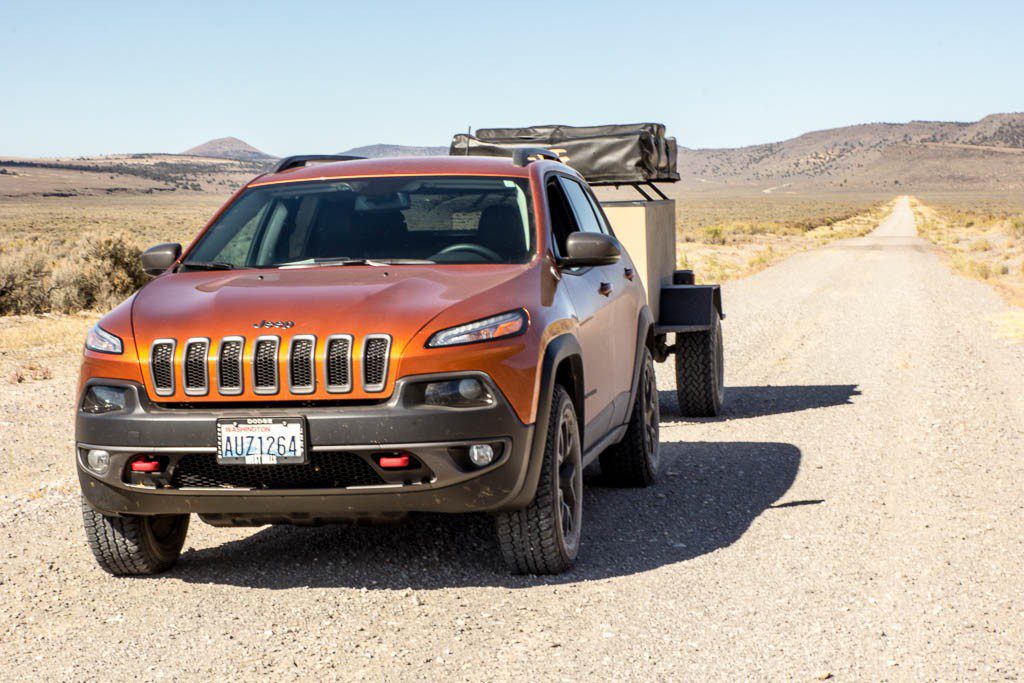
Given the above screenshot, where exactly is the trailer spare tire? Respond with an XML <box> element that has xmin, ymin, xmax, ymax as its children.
<box><xmin>674</xmin><ymin>315</ymin><xmax>724</xmax><ymax>417</ymax></box>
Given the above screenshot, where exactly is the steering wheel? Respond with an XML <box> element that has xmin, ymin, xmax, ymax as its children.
<box><xmin>432</xmin><ymin>243</ymin><xmax>502</xmax><ymax>262</ymax></box>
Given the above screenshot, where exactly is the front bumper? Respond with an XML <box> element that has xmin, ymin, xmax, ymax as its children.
<box><xmin>77</xmin><ymin>372</ymin><xmax>537</xmax><ymax>520</ymax></box>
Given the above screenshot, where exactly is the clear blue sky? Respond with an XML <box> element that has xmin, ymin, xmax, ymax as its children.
<box><xmin>2</xmin><ymin>0</ymin><xmax>1021</xmax><ymax>157</ymax></box>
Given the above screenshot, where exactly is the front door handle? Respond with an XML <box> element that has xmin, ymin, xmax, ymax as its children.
<box><xmin>599</xmin><ymin>282</ymin><xmax>613</xmax><ymax>297</ymax></box>
<box><xmin>624</xmin><ymin>267</ymin><xmax>634</xmax><ymax>281</ymax></box>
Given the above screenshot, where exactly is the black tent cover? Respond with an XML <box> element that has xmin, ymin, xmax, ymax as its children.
<box><xmin>449</xmin><ymin>123</ymin><xmax>679</xmax><ymax>186</ymax></box>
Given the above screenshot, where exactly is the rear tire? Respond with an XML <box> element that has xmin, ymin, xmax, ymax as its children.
<box><xmin>601</xmin><ymin>347</ymin><xmax>660</xmax><ymax>487</ymax></box>
<box><xmin>675</xmin><ymin>314</ymin><xmax>725</xmax><ymax>417</ymax></box>
<box><xmin>494</xmin><ymin>385</ymin><xmax>582</xmax><ymax>574</ymax></box>
<box><xmin>81</xmin><ymin>497</ymin><xmax>189</xmax><ymax>576</ymax></box>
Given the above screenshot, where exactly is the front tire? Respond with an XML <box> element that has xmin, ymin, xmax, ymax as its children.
<box><xmin>601</xmin><ymin>347</ymin><xmax>660</xmax><ymax>486</ymax></box>
<box><xmin>494</xmin><ymin>385</ymin><xmax>582</xmax><ymax>574</ymax></box>
<box><xmin>81</xmin><ymin>497</ymin><xmax>189</xmax><ymax>576</ymax></box>
<box><xmin>675</xmin><ymin>314</ymin><xmax>725</xmax><ymax>417</ymax></box>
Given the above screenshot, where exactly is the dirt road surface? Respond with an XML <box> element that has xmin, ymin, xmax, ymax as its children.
<box><xmin>2</xmin><ymin>197</ymin><xmax>1022</xmax><ymax>680</ymax></box>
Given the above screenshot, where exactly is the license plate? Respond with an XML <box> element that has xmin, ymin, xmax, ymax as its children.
<box><xmin>216</xmin><ymin>417</ymin><xmax>307</xmax><ymax>465</ymax></box>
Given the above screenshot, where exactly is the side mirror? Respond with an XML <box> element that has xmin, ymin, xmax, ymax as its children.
<box><xmin>140</xmin><ymin>243</ymin><xmax>182</xmax><ymax>276</ymax></box>
<box><xmin>560</xmin><ymin>232</ymin><xmax>621</xmax><ymax>268</ymax></box>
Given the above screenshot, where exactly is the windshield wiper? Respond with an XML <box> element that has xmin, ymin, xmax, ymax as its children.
<box><xmin>327</xmin><ymin>258</ymin><xmax>436</xmax><ymax>265</ymax></box>
<box><xmin>278</xmin><ymin>257</ymin><xmax>435</xmax><ymax>268</ymax></box>
<box><xmin>180</xmin><ymin>261</ymin><xmax>234</xmax><ymax>271</ymax></box>
<box><xmin>313</xmin><ymin>257</ymin><xmax>387</xmax><ymax>266</ymax></box>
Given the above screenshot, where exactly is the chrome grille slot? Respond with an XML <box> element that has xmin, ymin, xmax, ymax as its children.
<box><xmin>288</xmin><ymin>335</ymin><xmax>316</xmax><ymax>394</ymax></box>
<box><xmin>362</xmin><ymin>335</ymin><xmax>391</xmax><ymax>392</ymax></box>
<box><xmin>325</xmin><ymin>334</ymin><xmax>353</xmax><ymax>393</ymax></box>
<box><xmin>182</xmin><ymin>338</ymin><xmax>209</xmax><ymax>396</ymax></box>
<box><xmin>217</xmin><ymin>337</ymin><xmax>244</xmax><ymax>395</ymax></box>
<box><xmin>252</xmin><ymin>336</ymin><xmax>280</xmax><ymax>394</ymax></box>
<box><xmin>150</xmin><ymin>339</ymin><xmax>176</xmax><ymax>396</ymax></box>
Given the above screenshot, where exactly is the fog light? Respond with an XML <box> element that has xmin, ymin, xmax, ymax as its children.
<box><xmin>86</xmin><ymin>449</ymin><xmax>111</xmax><ymax>475</ymax></box>
<box><xmin>457</xmin><ymin>378</ymin><xmax>483</xmax><ymax>400</ymax></box>
<box><xmin>469</xmin><ymin>444</ymin><xmax>495</xmax><ymax>467</ymax></box>
<box><xmin>81</xmin><ymin>386</ymin><xmax>127</xmax><ymax>414</ymax></box>
<box><xmin>423</xmin><ymin>378</ymin><xmax>494</xmax><ymax>408</ymax></box>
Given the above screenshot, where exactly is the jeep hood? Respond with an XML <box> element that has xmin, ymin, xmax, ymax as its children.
<box><xmin>131</xmin><ymin>264</ymin><xmax>528</xmax><ymax>352</ymax></box>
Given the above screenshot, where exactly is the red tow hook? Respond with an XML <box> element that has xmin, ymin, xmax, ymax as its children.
<box><xmin>377</xmin><ymin>453</ymin><xmax>412</xmax><ymax>469</ymax></box>
<box><xmin>130</xmin><ymin>457</ymin><xmax>161</xmax><ymax>473</ymax></box>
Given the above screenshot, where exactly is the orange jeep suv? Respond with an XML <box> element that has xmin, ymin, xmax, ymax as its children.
<box><xmin>77</xmin><ymin>154</ymin><xmax>660</xmax><ymax>575</ymax></box>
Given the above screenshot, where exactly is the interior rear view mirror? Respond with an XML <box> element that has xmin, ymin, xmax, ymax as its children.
<box><xmin>354</xmin><ymin>192</ymin><xmax>410</xmax><ymax>213</ymax></box>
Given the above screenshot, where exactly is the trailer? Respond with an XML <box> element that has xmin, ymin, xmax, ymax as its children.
<box><xmin>452</xmin><ymin>123</ymin><xmax>725</xmax><ymax>416</ymax></box>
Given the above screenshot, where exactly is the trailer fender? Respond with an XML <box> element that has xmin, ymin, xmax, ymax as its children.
<box><xmin>655</xmin><ymin>284</ymin><xmax>723</xmax><ymax>335</ymax></box>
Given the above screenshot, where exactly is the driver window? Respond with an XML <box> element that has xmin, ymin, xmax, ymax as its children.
<box><xmin>582</xmin><ymin>186</ymin><xmax>613</xmax><ymax>235</ymax></box>
<box><xmin>559</xmin><ymin>177</ymin><xmax>605</xmax><ymax>235</ymax></box>
<box><xmin>546</xmin><ymin>177</ymin><xmax>579</xmax><ymax>256</ymax></box>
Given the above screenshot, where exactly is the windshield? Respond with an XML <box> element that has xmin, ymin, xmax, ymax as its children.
<box><xmin>182</xmin><ymin>176</ymin><xmax>534</xmax><ymax>269</ymax></box>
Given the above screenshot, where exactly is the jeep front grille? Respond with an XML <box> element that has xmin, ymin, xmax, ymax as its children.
<box><xmin>182</xmin><ymin>338</ymin><xmax>209</xmax><ymax>396</ymax></box>
<box><xmin>325</xmin><ymin>335</ymin><xmax>353</xmax><ymax>393</ymax></box>
<box><xmin>147</xmin><ymin>333</ymin><xmax>390</xmax><ymax>398</ymax></box>
<box><xmin>252</xmin><ymin>337</ymin><xmax>279</xmax><ymax>394</ymax></box>
<box><xmin>217</xmin><ymin>337</ymin><xmax>244</xmax><ymax>395</ymax></box>
<box><xmin>288</xmin><ymin>335</ymin><xmax>316</xmax><ymax>394</ymax></box>
<box><xmin>150</xmin><ymin>340</ymin><xmax>176</xmax><ymax>396</ymax></box>
<box><xmin>362</xmin><ymin>335</ymin><xmax>391</xmax><ymax>392</ymax></box>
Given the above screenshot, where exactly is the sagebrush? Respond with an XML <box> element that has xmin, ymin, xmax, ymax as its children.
<box><xmin>0</xmin><ymin>233</ymin><xmax>148</xmax><ymax>314</ymax></box>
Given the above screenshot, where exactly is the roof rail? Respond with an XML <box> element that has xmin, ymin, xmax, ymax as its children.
<box><xmin>607</xmin><ymin>181</ymin><xmax>670</xmax><ymax>200</ymax></box>
<box><xmin>511</xmin><ymin>147</ymin><xmax>561</xmax><ymax>166</ymax></box>
<box><xmin>272</xmin><ymin>154</ymin><xmax>366</xmax><ymax>174</ymax></box>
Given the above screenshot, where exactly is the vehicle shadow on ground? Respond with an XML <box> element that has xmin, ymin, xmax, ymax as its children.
<box><xmin>660</xmin><ymin>384</ymin><xmax>860</xmax><ymax>420</ymax></box>
<box><xmin>172</xmin><ymin>440</ymin><xmax>801</xmax><ymax>589</ymax></box>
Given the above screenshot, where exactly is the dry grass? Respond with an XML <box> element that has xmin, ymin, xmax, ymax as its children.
<box><xmin>672</xmin><ymin>194</ymin><xmax>892</xmax><ymax>282</ymax></box>
<box><xmin>0</xmin><ymin>233</ymin><xmax>148</xmax><ymax>314</ymax></box>
<box><xmin>0</xmin><ymin>195</ymin><xmax>223</xmax><ymax>315</ymax></box>
<box><xmin>0</xmin><ymin>311</ymin><xmax>99</xmax><ymax>380</ymax></box>
<box><xmin>0</xmin><ymin>194</ymin><xmax>222</xmax><ymax>247</ymax></box>
<box><xmin>0</xmin><ymin>311</ymin><xmax>99</xmax><ymax>353</ymax></box>
<box><xmin>0</xmin><ymin>191</ymin><xmax>896</xmax><ymax>315</ymax></box>
<box><xmin>910</xmin><ymin>196</ymin><xmax>1024</xmax><ymax>307</ymax></box>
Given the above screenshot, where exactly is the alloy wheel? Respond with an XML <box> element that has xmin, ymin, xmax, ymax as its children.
<box><xmin>556</xmin><ymin>403</ymin><xmax>582</xmax><ymax>553</ymax></box>
<box><xmin>642</xmin><ymin>357</ymin><xmax>660</xmax><ymax>470</ymax></box>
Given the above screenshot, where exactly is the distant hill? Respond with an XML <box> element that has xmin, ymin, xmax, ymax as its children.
<box><xmin>340</xmin><ymin>143</ymin><xmax>448</xmax><ymax>158</ymax></box>
<box><xmin>679</xmin><ymin>113</ymin><xmax>1024</xmax><ymax>192</ymax></box>
<box><xmin>337</xmin><ymin>117</ymin><xmax>1024</xmax><ymax>192</ymax></box>
<box><xmin>182</xmin><ymin>137</ymin><xmax>274</xmax><ymax>162</ymax></box>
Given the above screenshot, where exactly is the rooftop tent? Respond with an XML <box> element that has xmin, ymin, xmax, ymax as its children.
<box><xmin>449</xmin><ymin>123</ymin><xmax>680</xmax><ymax>186</ymax></box>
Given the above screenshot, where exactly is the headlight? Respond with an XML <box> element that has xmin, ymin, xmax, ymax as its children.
<box><xmin>81</xmin><ymin>386</ymin><xmax>127</xmax><ymax>414</ymax></box>
<box><xmin>426</xmin><ymin>309</ymin><xmax>528</xmax><ymax>348</ymax></box>
<box><xmin>85</xmin><ymin>324</ymin><xmax>123</xmax><ymax>354</ymax></box>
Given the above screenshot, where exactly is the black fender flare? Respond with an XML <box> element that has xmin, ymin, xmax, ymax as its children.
<box><xmin>625</xmin><ymin>305</ymin><xmax>656</xmax><ymax>422</ymax></box>
<box><xmin>503</xmin><ymin>332</ymin><xmax>583</xmax><ymax>510</ymax></box>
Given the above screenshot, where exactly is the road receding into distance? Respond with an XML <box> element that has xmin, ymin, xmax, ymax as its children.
<box><xmin>2</xmin><ymin>198</ymin><xmax>1022</xmax><ymax>679</ymax></box>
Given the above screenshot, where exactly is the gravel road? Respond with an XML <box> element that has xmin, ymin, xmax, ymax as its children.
<box><xmin>2</xmin><ymin>197</ymin><xmax>1022</xmax><ymax>680</ymax></box>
